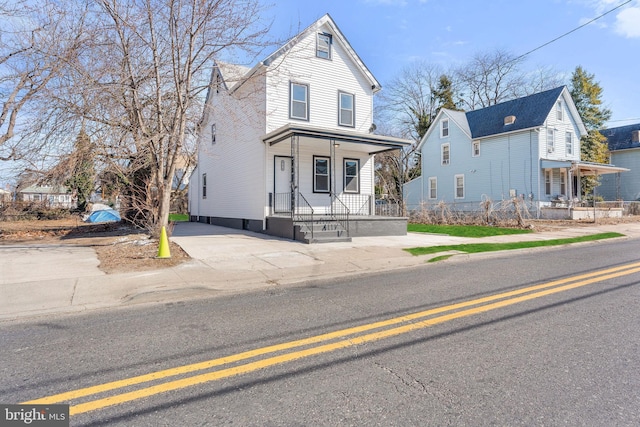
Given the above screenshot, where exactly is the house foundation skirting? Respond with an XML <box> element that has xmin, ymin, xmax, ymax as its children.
<box><xmin>265</xmin><ymin>216</ymin><xmax>408</xmax><ymax>241</ymax></box>
<box><xmin>539</xmin><ymin>207</ymin><xmax>623</xmax><ymax>220</ymax></box>
<box><xmin>190</xmin><ymin>215</ymin><xmax>264</xmax><ymax>233</ymax></box>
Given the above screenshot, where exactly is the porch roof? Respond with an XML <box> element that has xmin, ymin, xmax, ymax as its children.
<box><xmin>262</xmin><ymin>124</ymin><xmax>412</xmax><ymax>154</ymax></box>
<box><xmin>541</xmin><ymin>159</ymin><xmax>629</xmax><ymax>175</ymax></box>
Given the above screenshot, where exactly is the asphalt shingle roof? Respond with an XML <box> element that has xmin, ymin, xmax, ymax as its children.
<box><xmin>466</xmin><ymin>86</ymin><xmax>565</xmax><ymax>139</ymax></box>
<box><xmin>600</xmin><ymin>123</ymin><xmax>640</xmax><ymax>151</ymax></box>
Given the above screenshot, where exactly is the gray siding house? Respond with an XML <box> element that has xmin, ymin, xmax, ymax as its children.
<box><xmin>404</xmin><ymin>86</ymin><xmax>626</xmax><ymax>219</ymax></box>
<box><xmin>598</xmin><ymin>123</ymin><xmax>640</xmax><ymax>201</ymax></box>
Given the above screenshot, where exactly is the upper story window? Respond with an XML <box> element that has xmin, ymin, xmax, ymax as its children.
<box><xmin>547</xmin><ymin>128</ymin><xmax>555</xmax><ymax>153</ymax></box>
<box><xmin>440</xmin><ymin>119</ymin><xmax>449</xmax><ymax>138</ymax></box>
<box><xmin>290</xmin><ymin>82</ymin><xmax>309</xmax><ymax>121</ymax></box>
<box><xmin>339</xmin><ymin>91</ymin><xmax>354</xmax><ymax>127</ymax></box>
<box><xmin>565</xmin><ymin>132</ymin><xmax>573</xmax><ymax>155</ymax></box>
<box><xmin>316</xmin><ymin>33</ymin><xmax>332</xmax><ymax>59</ymax></box>
<box><xmin>556</xmin><ymin>101</ymin><xmax>563</xmax><ymax>121</ymax></box>
<box><xmin>472</xmin><ymin>141</ymin><xmax>480</xmax><ymax>157</ymax></box>
<box><xmin>211</xmin><ymin>124</ymin><xmax>216</xmax><ymax>145</ymax></box>
<box><xmin>202</xmin><ymin>173</ymin><xmax>207</xmax><ymax>199</ymax></box>
<box><xmin>441</xmin><ymin>143</ymin><xmax>450</xmax><ymax>165</ymax></box>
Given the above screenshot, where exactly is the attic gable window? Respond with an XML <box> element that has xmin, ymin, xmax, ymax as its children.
<box><xmin>440</xmin><ymin>119</ymin><xmax>449</xmax><ymax>138</ymax></box>
<box><xmin>316</xmin><ymin>33</ymin><xmax>331</xmax><ymax>59</ymax></box>
<box><xmin>547</xmin><ymin>129</ymin><xmax>555</xmax><ymax>153</ymax></box>
<box><xmin>556</xmin><ymin>101</ymin><xmax>563</xmax><ymax>121</ymax></box>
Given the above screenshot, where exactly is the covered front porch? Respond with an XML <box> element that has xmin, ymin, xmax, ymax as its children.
<box><xmin>540</xmin><ymin>160</ymin><xmax>629</xmax><ymax>220</ymax></box>
<box><xmin>262</xmin><ymin>124</ymin><xmax>411</xmax><ymax>242</ymax></box>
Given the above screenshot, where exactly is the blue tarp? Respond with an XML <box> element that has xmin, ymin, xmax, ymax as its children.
<box><xmin>86</xmin><ymin>209</ymin><xmax>121</xmax><ymax>223</ymax></box>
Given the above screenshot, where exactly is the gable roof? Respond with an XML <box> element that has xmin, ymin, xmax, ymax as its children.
<box><xmin>466</xmin><ymin>86</ymin><xmax>569</xmax><ymax>139</ymax></box>
<box><xmin>600</xmin><ymin>123</ymin><xmax>640</xmax><ymax>151</ymax></box>
<box><xmin>223</xmin><ymin>13</ymin><xmax>380</xmax><ymax>94</ymax></box>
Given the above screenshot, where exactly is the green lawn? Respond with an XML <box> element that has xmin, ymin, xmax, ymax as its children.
<box><xmin>405</xmin><ymin>232</ymin><xmax>624</xmax><ymax>257</ymax></box>
<box><xmin>169</xmin><ymin>213</ymin><xmax>189</xmax><ymax>222</ymax></box>
<box><xmin>408</xmin><ymin>223</ymin><xmax>533</xmax><ymax>238</ymax></box>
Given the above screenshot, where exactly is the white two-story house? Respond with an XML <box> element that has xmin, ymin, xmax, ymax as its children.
<box><xmin>188</xmin><ymin>14</ymin><xmax>411</xmax><ymax>242</ymax></box>
<box><xmin>404</xmin><ymin>86</ymin><xmax>627</xmax><ymax>219</ymax></box>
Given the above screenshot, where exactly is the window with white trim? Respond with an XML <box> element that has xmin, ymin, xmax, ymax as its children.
<box><xmin>455</xmin><ymin>174</ymin><xmax>464</xmax><ymax>199</ymax></box>
<box><xmin>545</xmin><ymin>170</ymin><xmax>552</xmax><ymax>195</ymax></box>
<box><xmin>440</xmin><ymin>119</ymin><xmax>449</xmax><ymax>138</ymax></box>
<box><xmin>202</xmin><ymin>173</ymin><xmax>207</xmax><ymax>199</ymax></box>
<box><xmin>344</xmin><ymin>159</ymin><xmax>359</xmax><ymax>193</ymax></box>
<box><xmin>556</xmin><ymin>101</ymin><xmax>563</xmax><ymax>121</ymax></box>
<box><xmin>547</xmin><ymin>128</ymin><xmax>555</xmax><ymax>153</ymax></box>
<box><xmin>441</xmin><ymin>143</ymin><xmax>450</xmax><ymax>165</ymax></box>
<box><xmin>339</xmin><ymin>92</ymin><xmax>354</xmax><ymax>127</ymax></box>
<box><xmin>565</xmin><ymin>132</ymin><xmax>573</xmax><ymax>155</ymax></box>
<box><xmin>290</xmin><ymin>82</ymin><xmax>309</xmax><ymax>120</ymax></box>
<box><xmin>472</xmin><ymin>141</ymin><xmax>480</xmax><ymax>157</ymax></box>
<box><xmin>314</xmin><ymin>156</ymin><xmax>330</xmax><ymax>193</ymax></box>
<box><xmin>316</xmin><ymin>33</ymin><xmax>331</xmax><ymax>59</ymax></box>
<box><xmin>428</xmin><ymin>177</ymin><xmax>437</xmax><ymax>199</ymax></box>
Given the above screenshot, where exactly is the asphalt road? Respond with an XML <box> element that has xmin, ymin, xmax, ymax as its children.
<box><xmin>2</xmin><ymin>238</ymin><xmax>640</xmax><ymax>426</ymax></box>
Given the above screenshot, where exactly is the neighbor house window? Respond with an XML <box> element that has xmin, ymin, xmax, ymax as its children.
<box><xmin>290</xmin><ymin>82</ymin><xmax>309</xmax><ymax>120</ymax></box>
<box><xmin>566</xmin><ymin>132</ymin><xmax>573</xmax><ymax>155</ymax></box>
<box><xmin>202</xmin><ymin>173</ymin><xmax>207</xmax><ymax>199</ymax></box>
<box><xmin>545</xmin><ymin>170</ymin><xmax>552</xmax><ymax>195</ymax></box>
<box><xmin>441</xmin><ymin>143</ymin><xmax>450</xmax><ymax>165</ymax></box>
<box><xmin>428</xmin><ymin>177</ymin><xmax>437</xmax><ymax>199</ymax></box>
<box><xmin>314</xmin><ymin>156</ymin><xmax>330</xmax><ymax>193</ymax></box>
<box><xmin>455</xmin><ymin>174</ymin><xmax>464</xmax><ymax>199</ymax></box>
<box><xmin>338</xmin><ymin>91</ymin><xmax>354</xmax><ymax>127</ymax></box>
<box><xmin>344</xmin><ymin>159</ymin><xmax>359</xmax><ymax>193</ymax></box>
<box><xmin>316</xmin><ymin>33</ymin><xmax>331</xmax><ymax>59</ymax></box>
<box><xmin>472</xmin><ymin>141</ymin><xmax>480</xmax><ymax>157</ymax></box>
<box><xmin>211</xmin><ymin>124</ymin><xmax>216</xmax><ymax>144</ymax></box>
<box><xmin>441</xmin><ymin>119</ymin><xmax>449</xmax><ymax>138</ymax></box>
<box><xmin>560</xmin><ymin>170</ymin><xmax>567</xmax><ymax>195</ymax></box>
<box><xmin>547</xmin><ymin>128</ymin><xmax>555</xmax><ymax>153</ymax></box>
<box><xmin>556</xmin><ymin>101</ymin><xmax>563</xmax><ymax>121</ymax></box>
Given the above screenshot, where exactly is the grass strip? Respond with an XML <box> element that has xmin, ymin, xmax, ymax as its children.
<box><xmin>408</xmin><ymin>223</ymin><xmax>532</xmax><ymax>238</ymax></box>
<box><xmin>169</xmin><ymin>213</ymin><xmax>189</xmax><ymax>222</ymax></box>
<box><xmin>405</xmin><ymin>232</ymin><xmax>624</xmax><ymax>257</ymax></box>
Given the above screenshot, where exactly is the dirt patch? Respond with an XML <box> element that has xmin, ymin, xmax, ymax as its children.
<box><xmin>0</xmin><ymin>217</ymin><xmax>190</xmax><ymax>274</ymax></box>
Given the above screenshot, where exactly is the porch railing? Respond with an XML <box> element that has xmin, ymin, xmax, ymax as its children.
<box><xmin>273</xmin><ymin>192</ymin><xmax>292</xmax><ymax>214</ymax></box>
<box><xmin>330</xmin><ymin>192</ymin><xmax>350</xmax><ymax>236</ymax></box>
<box><xmin>336</xmin><ymin>194</ymin><xmax>372</xmax><ymax>215</ymax></box>
<box><xmin>295</xmin><ymin>192</ymin><xmax>314</xmax><ymax>240</ymax></box>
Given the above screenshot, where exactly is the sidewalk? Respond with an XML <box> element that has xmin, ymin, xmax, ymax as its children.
<box><xmin>2</xmin><ymin>221</ymin><xmax>640</xmax><ymax>321</ymax></box>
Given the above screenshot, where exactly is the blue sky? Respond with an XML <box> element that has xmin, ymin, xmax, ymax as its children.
<box><xmin>262</xmin><ymin>0</ymin><xmax>640</xmax><ymax>126</ymax></box>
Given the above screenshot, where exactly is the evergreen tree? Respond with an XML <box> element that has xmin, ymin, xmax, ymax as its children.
<box><xmin>569</xmin><ymin>66</ymin><xmax>612</xmax><ymax>197</ymax></box>
<box><xmin>65</xmin><ymin>129</ymin><xmax>95</xmax><ymax>212</ymax></box>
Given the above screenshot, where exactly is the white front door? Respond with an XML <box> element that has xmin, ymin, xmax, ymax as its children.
<box><xmin>274</xmin><ymin>156</ymin><xmax>292</xmax><ymax>213</ymax></box>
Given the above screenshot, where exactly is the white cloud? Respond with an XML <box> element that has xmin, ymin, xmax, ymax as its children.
<box><xmin>613</xmin><ymin>6</ymin><xmax>640</xmax><ymax>37</ymax></box>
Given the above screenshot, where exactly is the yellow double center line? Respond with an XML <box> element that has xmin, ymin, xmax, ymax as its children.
<box><xmin>24</xmin><ymin>261</ymin><xmax>640</xmax><ymax>415</ymax></box>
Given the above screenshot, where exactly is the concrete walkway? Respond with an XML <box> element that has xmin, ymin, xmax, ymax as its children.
<box><xmin>2</xmin><ymin>221</ymin><xmax>640</xmax><ymax>322</ymax></box>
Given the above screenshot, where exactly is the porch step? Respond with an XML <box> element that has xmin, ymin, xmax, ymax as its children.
<box><xmin>294</xmin><ymin>220</ymin><xmax>351</xmax><ymax>244</ymax></box>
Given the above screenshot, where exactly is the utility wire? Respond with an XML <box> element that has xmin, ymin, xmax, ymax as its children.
<box><xmin>510</xmin><ymin>0</ymin><xmax>633</xmax><ymax>64</ymax></box>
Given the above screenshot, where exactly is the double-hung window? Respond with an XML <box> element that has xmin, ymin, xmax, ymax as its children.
<box><xmin>560</xmin><ymin>170</ymin><xmax>567</xmax><ymax>195</ymax></box>
<box><xmin>211</xmin><ymin>124</ymin><xmax>216</xmax><ymax>145</ymax></box>
<box><xmin>455</xmin><ymin>174</ymin><xmax>464</xmax><ymax>199</ymax></box>
<box><xmin>472</xmin><ymin>141</ymin><xmax>480</xmax><ymax>157</ymax></box>
<box><xmin>339</xmin><ymin>92</ymin><xmax>354</xmax><ymax>127</ymax></box>
<box><xmin>547</xmin><ymin>129</ymin><xmax>555</xmax><ymax>153</ymax></box>
<box><xmin>202</xmin><ymin>173</ymin><xmax>207</xmax><ymax>199</ymax></box>
<box><xmin>556</xmin><ymin>101</ymin><xmax>563</xmax><ymax>121</ymax></box>
<box><xmin>545</xmin><ymin>170</ymin><xmax>552</xmax><ymax>195</ymax></box>
<box><xmin>565</xmin><ymin>132</ymin><xmax>573</xmax><ymax>155</ymax></box>
<box><xmin>314</xmin><ymin>156</ymin><xmax>330</xmax><ymax>193</ymax></box>
<box><xmin>290</xmin><ymin>82</ymin><xmax>309</xmax><ymax>120</ymax></box>
<box><xmin>428</xmin><ymin>177</ymin><xmax>437</xmax><ymax>199</ymax></box>
<box><xmin>344</xmin><ymin>159</ymin><xmax>359</xmax><ymax>193</ymax></box>
<box><xmin>441</xmin><ymin>143</ymin><xmax>450</xmax><ymax>165</ymax></box>
<box><xmin>316</xmin><ymin>33</ymin><xmax>331</xmax><ymax>59</ymax></box>
<box><xmin>441</xmin><ymin>119</ymin><xmax>449</xmax><ymax>138</ymax></box>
